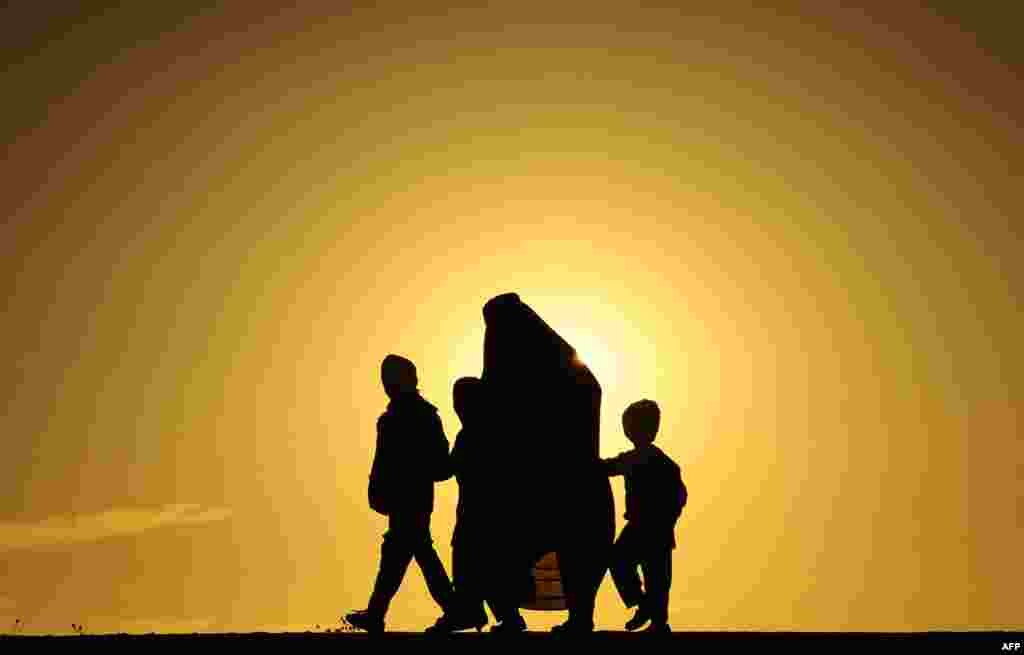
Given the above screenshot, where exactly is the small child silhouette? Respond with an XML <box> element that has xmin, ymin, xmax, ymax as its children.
<box><xmin>345</xmin><ymin>354</ymin><xmax>456</xmax><ymax>633</ymax></box>
<box><xmin>425</xmin><ymin>376</ymin><xmax>528</xmax><ymax>634</ymax></box>
<box><xmin>602</xmin><ymin>399</ymin><xmax>687</xmax><ymax>633</ymax></box>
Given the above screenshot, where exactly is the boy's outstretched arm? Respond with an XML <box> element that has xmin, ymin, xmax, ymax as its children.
<box><xmin>601</xmin><ymin>451</ymin><xmax>633</xmax><ymax>477</ymax></box>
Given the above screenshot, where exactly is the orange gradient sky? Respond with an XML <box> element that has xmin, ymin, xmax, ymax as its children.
<box><xmin>1</xmin><ymin>3</ymin><xmax>1020</xmax><ymax>634</ymax></box>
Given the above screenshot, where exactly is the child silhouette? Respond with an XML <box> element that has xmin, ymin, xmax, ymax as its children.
<box><xmin>345</xmin><ymin>355</ymin><xmax>455</xmax><ymax>633</ymax></box>
<box><xmin>602</xmin><ymin>399</ymin><xmax>687</xmax><ymax>633</ymax></box>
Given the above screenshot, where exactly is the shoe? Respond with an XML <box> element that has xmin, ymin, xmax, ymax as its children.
<box><xmin>643</xmin><ymin>622</ymin><xmax>671</xmax><ymax>634</ymax></box>
<box><xmin>490</xmin><ymin>616</ymin><xmax>527</xmax><ymax>633</ymax></box>
<box><xmin>625</xmin><ymin>607</ymin><xmax>651</xmax><ymax>631</ymax></box>
<box><xmin>425</xmin><ymin>612</ymin><xmax>488</xmax><ymax>634</ymax></box>
<box><xmin>343</xmin><ymin>609</ymin><xmax>384</xmax><ymax>634</ymax></box>
<box><xmin>550</xmin><ymin>620</ymin><xmax>594</xmax><ymax>634</ymax></box>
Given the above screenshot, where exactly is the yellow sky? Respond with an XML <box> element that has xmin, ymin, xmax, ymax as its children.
<box><xmin>1</xmin><ymin>3</ymin><xmax>1020</xmax><ymax>634</ymax></box>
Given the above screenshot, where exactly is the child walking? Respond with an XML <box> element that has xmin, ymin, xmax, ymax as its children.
<box><xmin>602</xmin><ymin>399</ymin><xmax>687</xmax><ymax>633</ymax></box>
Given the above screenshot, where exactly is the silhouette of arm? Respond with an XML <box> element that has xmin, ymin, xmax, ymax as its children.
<box><xmin>429</xmin><ymin>412</ymin><xmax>454</xmax><ymax>482</ymax></box>
<box><xmin>674</xmin><ymin>476</ymin><xmax>688</xmax><ymax>520</ymax></box>
<box><xmin>367</xmin><ymin>415</ymin><xmax>390</xmax><ymax>514</ymax></box>
<box><xmin>602</xmin><ymin>449</ymin><xmax>639</xmax><ymax>477</ymax></box>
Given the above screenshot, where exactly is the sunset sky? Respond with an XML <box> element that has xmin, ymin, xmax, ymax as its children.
<box><xmin>1</xmin><ymin>3</ymin><xmax>1020</xmax><ymax>634</ymax></box>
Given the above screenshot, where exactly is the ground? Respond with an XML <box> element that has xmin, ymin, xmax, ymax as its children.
<box><xmin>2</xmin><ymin>631</ymin><xmax>1020</xmax><ymax>653</ymax></box>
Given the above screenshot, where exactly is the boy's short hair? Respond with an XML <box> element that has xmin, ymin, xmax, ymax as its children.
<box><xmin>623</xmin><ymin>399</ymin><xmax>660</xmax><ymax>444</ymax></box>
<box><xmin>453</xmin><ymin>377</ymin><xmax>487</xmax><ymax>424</ymax></box>
<box><xmin>453</xmin><ymin>376</ymin><xmax>483</xmax><ymax>403</ymax></box>
<box><xmin>381</xmin><ymin>354</ymin><xmax>418</xmax><ymax>390</ymax></box>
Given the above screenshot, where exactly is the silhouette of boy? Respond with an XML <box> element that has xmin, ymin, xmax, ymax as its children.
<box><xmin>426</xmin><ymin>377</ymin><xmax>527</xmax><ymax>633</ymax></box>
<box><xmin>345</xmin><ymin>354</ymin><xmax>455</xmax><ymax>633</ymax></box>
<box><xmin>602</xmin><ymin>399</ymin><xmax>687</xmax><ymax>633</ymax></box>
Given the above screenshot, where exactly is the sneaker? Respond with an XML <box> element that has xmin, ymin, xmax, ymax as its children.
<box><xmin>625</xmin><ymin>607</ymin><xmax>651</xmax><ymax>631</ymax></box>
<box><xmin>425</xmin><ymin>612</ymin><xmax>488</xmax><ymax>634</ymax></box>
<box><xmin>490</xmin><ymin>615</ymin><xmax>527</xmax><ymax>633</ymax></box>
<box><xmin>643</xmin><ymin>621</ymin><xmax>671</xmax><ymax>634</ymax></box>
<box><xmin>343</xmin><ymin>609</ymin><xmax>384</xmax><ymax>634</ymax></box>
<box><xmin>550</xmin><ymin>619</ymin><xmax>594</xmax><ymax>634</ymax></box>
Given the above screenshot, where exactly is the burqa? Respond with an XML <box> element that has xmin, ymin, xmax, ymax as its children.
<box><xmin>479</xmin><ymin>293</ymin><xmax>615</xmax><ymax>630</ymax></box>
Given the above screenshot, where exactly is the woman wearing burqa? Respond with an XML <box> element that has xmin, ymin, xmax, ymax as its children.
<box><xmin>478</xmin><ymin>293</ymin><xmax>615</xmax><ymax>633</ymax></box>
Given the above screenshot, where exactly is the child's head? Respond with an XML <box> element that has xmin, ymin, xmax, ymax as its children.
<box><xmin>381</xmin><ymin>354</ymin><xmax>418</xmax><ymax>398</ymax></box>
<box><xmin>453</xmin><ymin>376</ymin><xmax>485</xmax><ymax>424</ymax></box>
<box><xmin>622</xmin><ymin>399</ymin><xmax>660</xmax><ymax>446</ymax></box>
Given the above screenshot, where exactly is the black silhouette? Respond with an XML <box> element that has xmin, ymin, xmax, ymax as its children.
<box><xmin>603</xmin><ymin>400</ymin><xmax>687</xmax><ymax>633</ymax></box>
<box><xmin>479</xmin><ymin>293</ymin><xmax>615</xmax><ymax>633</ymax></box>
<box><xmin>345</xmin><ymin>355</ymin><xmax>455</xmax><ymax>633</ymax></box>
<box><xmin>426</xmin><ymin>376</ymin><xmax>526</xmax><ymax>633</ymax></box>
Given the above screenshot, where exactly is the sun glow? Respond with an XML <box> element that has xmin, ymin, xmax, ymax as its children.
<box><xmin>565</xmin><ymin>329</ymin><xmax>620</xmax><ymax>390</ymax></box>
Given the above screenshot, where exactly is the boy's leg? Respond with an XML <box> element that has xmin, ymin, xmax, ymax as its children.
<box><xmin>609</xmin><ymin>523</ymin><xmax>645</xmax><ymax>608</ymax></box>
<box><xmin>484</xmin><ymin>546</ymin><xmax>527</xmax><ymax>629</ymax></box>
<box><xmin>452</xmin><ymin>539</ymin><xmax>487</xmax><ymax>620</ymax></box>
<box><xmin>639</xmin><ymin>548</ymin><xmax>672</xmax><ymax>626</ymax></box>
<box><xmin>409</xmin><ymin>515</ymin><xmax>455</xmax><ymax>614</ymax></box>
<box><xmin>486</xmin><ymin>597</ymin><xmax>525</xmax><ymax>627</ymax></box>
<box><xmin>366</xmin><ymin>516</ymin><xmax>417</xmax><ymax>618</ymax></box>
<box><xmin>485</xmin><ymin>551</ymin><xmax>526</xmax><ymax>626</ymax></box>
